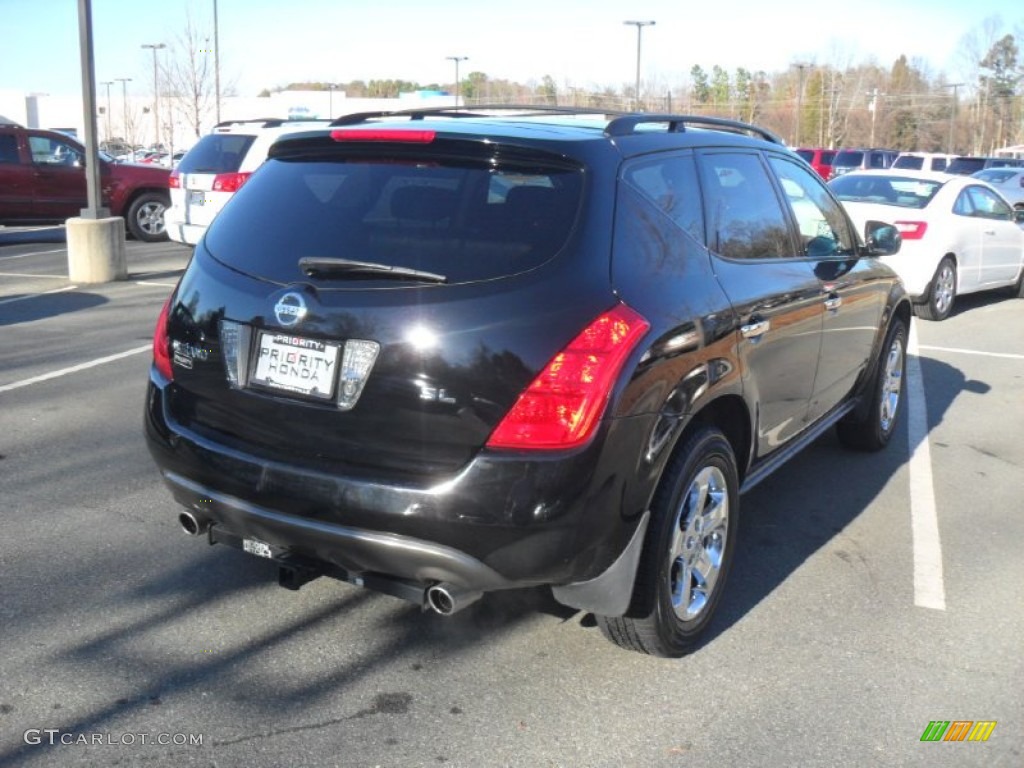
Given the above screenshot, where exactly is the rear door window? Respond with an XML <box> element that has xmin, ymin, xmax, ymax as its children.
<box><xmin>204</xmin><ymin>150</ymin><xmax>584</xmax><ymax>284</ymax></box>
<box><xmin>696</xmin><ymin>152</ymin><xmax>794</xmax><ymax>259</ymax></box>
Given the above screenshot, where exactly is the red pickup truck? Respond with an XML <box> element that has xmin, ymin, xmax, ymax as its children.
<box><xmin>0</xmin><ymin>120</ymin><xmax>171</xmax><ymax>241</ymax></box>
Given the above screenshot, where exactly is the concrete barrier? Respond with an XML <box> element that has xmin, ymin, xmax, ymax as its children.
<box><xmin>66</xmin><ymin>217</ymin><xmax>127</xmax><ymax>283</ymax></box>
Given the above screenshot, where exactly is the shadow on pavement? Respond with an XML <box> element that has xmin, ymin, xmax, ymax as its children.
<box><xmin>0</xmin><ymin>227</ymin><xmax>67</xmax><ymax>245</ymax></box>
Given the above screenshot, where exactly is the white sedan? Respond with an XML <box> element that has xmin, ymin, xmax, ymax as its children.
<box><xmin>972</xmin><ymin>167</ymin><xmax>1024</xmax><ymax>209</ymax></box>
<box><xmin>829</xmin><ymin>170</ymin><xmax>1024</xmax><ymax>320</ymax></box>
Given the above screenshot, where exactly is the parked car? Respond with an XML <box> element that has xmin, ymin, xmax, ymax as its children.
<box><xmin>972</xmin><ymin>167</ymin><xmax>1024</xmax><ymax>208</ymax></box>
<box><xmin>945</xmin><ymin>156</ymin><xmax>1024</xmax><ymax>175</ymax></box>
<box><xmin>829</xmin><ymin>148</ymin><xmax>899</xmax><ymax>179</ymax></box>
<box><xmin>794</xmin><ymin>147</ymin><xmax>837</xmax><ymax>178</ymax></box>
<box><xmin>892</xmin><ymin>152</ymin><xmax>955</xmax><ymax>173</ymax></box>
<box><xmin>145</xmin><ymin>107</ymin><xmax>909</xmax><ymax>658</ymax></box>
<box><xmin>829</xmin><ymin>169</ymin><xmax>1024</xmax><ymax>320</ymax></box>
<box><xmin>0</xmin><ymin>118</ymin><xmax>171</xmax><ymax>241</ymax></box>
<box><xmin>166</xmin><ymin>118</ymin><xmax>331</xmax><ymax>246</ymax></box>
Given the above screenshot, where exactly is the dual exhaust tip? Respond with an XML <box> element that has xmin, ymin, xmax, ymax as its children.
<box><xmin>178</xmin><ymin>511</ymin><xmax>482</xmax><ymax>617</ymax></box>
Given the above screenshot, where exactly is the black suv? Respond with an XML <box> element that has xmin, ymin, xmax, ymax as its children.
<box><xmin>145</xmin><ymin>107</ymin><xmax>909</xmax><ymax>657</ymax></box>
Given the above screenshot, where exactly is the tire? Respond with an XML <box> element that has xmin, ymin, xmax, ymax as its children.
<box><xmin>837</xmin><ymin>316</ymin><xmax>907</xmax><ymax>451</ymax></box>
<box><xmin>597</xmin><ymin>427</ymin><xmax>739</xmax><ymax>658</ymax></box>
<box><xmin>914</xmin><ymin>257</ymin><xmax>956</xmax><ymax>321</ymax></box>
<box><xmin>125</xmin><ymin>192</ymin><xmax>169</xmax><ymax>242</ymax></box>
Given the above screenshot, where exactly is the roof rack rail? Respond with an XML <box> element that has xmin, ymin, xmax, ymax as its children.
<box><xmin>213</xmin><ymin>117</ymin><xmax>333</xmax><ymax>130</ymax></box>
<box><xmin>329</xmin><ymin>104</ymin><xmax>630</xmax><ymax>127</ymax></box>
<box><xmin>604</xmin><ymin>114</ymin><xmax>784</xmax><ymax>145</ymax></box>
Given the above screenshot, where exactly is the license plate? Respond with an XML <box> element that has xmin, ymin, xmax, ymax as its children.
<box><xmin>242</xmin><ymin>538</ymin><xmax>273</xmax><ymax>559</ymax></box>
<box><xmin>250</xmin><ymin>332</ymin><xmax>339</xmax><ymax>400</ymax></box>
<box><xmin>187</xmin><ymin>189</ymin><xmax>206</xmax><ymax>206</ymax></box>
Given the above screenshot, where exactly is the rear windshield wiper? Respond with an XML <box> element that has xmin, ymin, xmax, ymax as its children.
<box><xmin>298</xmin><ymin>256</ymin><xmax>447</xmax><ymax>284</ymax></box>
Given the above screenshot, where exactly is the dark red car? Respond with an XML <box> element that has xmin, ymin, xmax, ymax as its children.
<box><xmin>0</xmin><ymin>120</ymin><xmax>171</xmax><ymax>241</ymax></box>
<box><xmin>795</xmin><ymin>147</ymin><xmax>837</xmax><ymax>179</ymax></box>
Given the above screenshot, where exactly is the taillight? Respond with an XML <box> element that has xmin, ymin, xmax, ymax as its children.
<box><xmin>894</xmin><ymin>221</ymin><xmax>928</xmax><ymax>240</ymax></box>
<box><xmin>330</xmin><ymin>129</ymin><xmax>436</xmax><ymax>143</ymax></box>
<box><xmin>168</xmin><ymin>171</ymin><xmax>181</xmax><ymax>189</ymax></box>
<box><xmin>212</xmin><ymin>172</ymin><xmax>251</xmax><ymax>192</ymax></box>
<box><xmin>153</xmin><ymin>297</ymin><xmax>173</xmax><ymax>381</ymax></box>
<box><xmin>486</xmin><ymin>305</ymin><xmax>650</xmax><ymax>451</ymax></box>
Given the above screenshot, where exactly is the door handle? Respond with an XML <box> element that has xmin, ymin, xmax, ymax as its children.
<box><xmin>824</xmin><ymin>294</ymin><xmax>842</xmax><ymax>311</ymax></box>
<box><xmin>740</xmin><ymin>319</ymin><xmax>770</xmax><ymax>339</ymax></box>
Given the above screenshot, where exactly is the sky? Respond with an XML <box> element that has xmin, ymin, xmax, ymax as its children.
<box><xmin>1</xmin><ymin>0</ymin><xmax>1020</xmax><ymax>100</ymax></box>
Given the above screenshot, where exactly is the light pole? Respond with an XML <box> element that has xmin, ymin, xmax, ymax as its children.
<box><xmin>867</xmin><ymin>88</ymin><xmax>883</xmax><ymax>146</ymax></box>
<box><xmin>446</xmin><ymin>56</ymin><xmax>468</xmax><ymax>107</ymax></box>
<box><xmin>213</xmin><ymin>0</ymin><xmax>221</xmax><ymax>123</ymax></box>
<box><xmin>792</xmin><ymin>62</ymin><xmax>809</xmax><ymax>146</ymax></box>
<box><xmin>141</xmin><ymin>42</ymin><xmax>166</xmax><ymax>149</ymax></box>
<box><xmin>624</xmin><ymin>20</ymin><xmax>655</xmax><ymax>112</ymax></box>
<box><xmin>942</xmin><ymin>82</ymin><xmax>965</xmax><ymax>154</ymax></box>
<box><xmin>115</xmin><ymin>77</ymin><xmax>132</xmax><ymax>145</ymax></box>
<box><xmin>328</xmin><ymin>83</ymin><xmax>336</xmax><ymax>117</ymax></box>
<box><xmin>100</xmin><ymin>80</ymin><xmax>113</xmax><ymax>141</ymax></box>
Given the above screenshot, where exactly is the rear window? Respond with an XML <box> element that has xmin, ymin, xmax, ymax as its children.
<box><xmin>795</xmin><ymin>149</ymin><xmax>813</xmax><ymax>163</ymax></box>
<box><xmin>946</xmin><ymin>158</ymin><xmax>985</xmax><ymax>175</ymax></box>
<box><xmin>176</xmin><ymin>133</ymin><xmax>256</xmax><ymax>174</ymax></box>
<box><xmin>204</xmin><ymin>153</ymin><xmax>583</xmax><ymax>284</ymax></box>
<box><xmin>893</xmin><ymin>156</ymin><xmax>924</xmax><ymax>170</ymax></box>
<box><xmin>829</xmin><ymin>175</ymin><xmax>943</xmax><ymax>208</ymax></box>
<box><xmin>833</xmin><ymin>150</ymin><xmax>864</xmax><ymax>168</ymax></box>
<box><xmin>974</xmin><ymin>169</ymin><xmax>1016</xmax><ymax>183</ymax></box>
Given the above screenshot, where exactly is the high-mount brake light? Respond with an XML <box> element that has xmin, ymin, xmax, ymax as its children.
<box><xmin>212</xmin><ymin>172</ymin><xmax>252</xmax><ymax>192</ymax></box>
<box><xmin>330</xmin><ymin>129</ymin><xmax>436</xmax><ymax>143</ymax></box>
<box><xmin>486</xmin><ymin>304</ymin><xmax>650</xmax><ymax>451</ymax></box>
<box><xmin>894</xmin><ymin>221</ymin><xmax>928</xmax><ymax>240</ymax></box>
<box><xmin>168</xmin><ymin>171</ymin><xmax>181</xmax><ymax>189</ymax></box>
<box><xmin>153</xmin><ymin>296</ymin><xmax>173</xmax><ymax>381</ymax></box>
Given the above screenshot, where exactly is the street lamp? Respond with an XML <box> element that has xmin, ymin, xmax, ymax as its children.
<box><xmin>141</xmin><ymin>42</ymin><xmax>166</xmax><ymax>149</ymax></box>
<box><xmin>328</xmin><ymin>83</ymin><xmax>336</xmax><ymax>117</ymax></box>
<box><xmin>446</xmin><ymin>56</ymin><xmax>468</xmax><ymax>107</ymax></box>
<box><xmin>100</xmin><ymin>80</ymin><xmax>113</xmax><ymax>141</ymax></box>
<box><xmin>623</xmin><ymin>20</ymin><xmax>655</xmax><ymax>112</ymax></box>
<box><xmin>115</xmin><ymin>78</ymin><xmax>132</xmax><ymax>147</ymax></box>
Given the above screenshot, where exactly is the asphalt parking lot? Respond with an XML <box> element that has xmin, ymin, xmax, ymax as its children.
<box><xmin>1</xmin><ymin>230</ymin><xmax>1022</xmax><ymax>767</ymax></box>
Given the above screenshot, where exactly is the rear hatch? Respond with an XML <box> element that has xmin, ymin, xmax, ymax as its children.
<box><xmin>168</xmin><ymin>132</ymin><xmax>256</xmax><ymax>228</ymax></box>
<box><xmin>162</xmin><ymin>128</ymin><xmax>615</xmax><ymax>479</ymax></box>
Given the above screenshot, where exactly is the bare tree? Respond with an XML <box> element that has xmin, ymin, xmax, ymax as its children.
<box><xmin>162</xmin><ymin>11</ymin><xmax>216</xmax><ymax>139</ymax></box>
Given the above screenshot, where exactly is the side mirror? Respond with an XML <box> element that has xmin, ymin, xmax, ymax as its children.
<box><xmin>864</xmin><ymin>220</ymin><xmax>901</xmax><ymax>256</ymax></box>
<box><xmin>1014</xmin><ymin>209</ymin><xmax>1024</xmax><ymax>225</ymax></box>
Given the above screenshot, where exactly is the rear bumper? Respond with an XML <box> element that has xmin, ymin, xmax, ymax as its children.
<box><xmin>145</xmin><ymin>376</ymin><xmax>652</xmax><ymax>614</ymax></box>
<box><xmin>166</xmin><ymin>220</ymin><xmax>205</xmax><ymax>246</ymax></box>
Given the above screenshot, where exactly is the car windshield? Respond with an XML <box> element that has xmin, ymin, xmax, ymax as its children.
<box><xmin>829</xmin><ymin>175</ymin><xmax>943</xmax><ymax>208</ymax></box>
<box><xmin>204</xmin><ymin>153</ymin><xmax>584</xmax><ymax>285</ymax></box>
<box><xmin>893</xmin><ymin>156</ymin><xmax>924</xmax><ymax>170</ymax></box>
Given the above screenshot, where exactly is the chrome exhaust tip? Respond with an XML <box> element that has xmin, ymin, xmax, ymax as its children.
<box><xmin>178</xmin><ymin>510</ymin><xmax>209</xmax><ymax>536</ymax></box>
<box><xmin>425</xmin><ymin>582</ymin><xmax>483</xmax><ymax>616</ymax></box>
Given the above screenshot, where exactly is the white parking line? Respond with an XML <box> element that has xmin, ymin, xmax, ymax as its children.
<box><xmin>0</xmin><ymin>284</ymin><xmax>77</xmax><ymax>305</ymax></box>
<box><xmin>906</xmin><ymin>324</ymin><xmax>946</xmax><ymax>611</ymax></box>
<box><xmin>0</xmin><ymin>272</ymin><xmax>68</xmax><ymax>279</ymax></box>
<box><xmin>135</xmin><ymin>281</ymin><xmax>178</xmax><ymax>288</ymax></box>
<box><xmin>0</xmin><ymin>248</ymin><xmax>68</xmax><ymax>259</ymax></box>
<box><xmin>0</xmin><ymin>345</ymin><xmax>151</xmax><ymax>394</ymax></box>
<box><xmin>917</xmin><ymin>345</ymin><xmax>1024</xmax><ymax>361</ymax></box>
